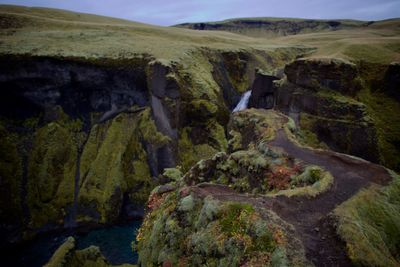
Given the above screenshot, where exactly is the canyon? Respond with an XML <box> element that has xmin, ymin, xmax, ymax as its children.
<box><xmin>0</xmin><ymin>5</ymin><xmax>399</xmax><ymax>267</ymax></box>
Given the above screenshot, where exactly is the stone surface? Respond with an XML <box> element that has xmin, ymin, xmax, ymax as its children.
<box><xmin>285</xmin><ymin>58</ymin><xmax>361</xmax><ymax>95</ymax></box>
<box><xmin>248</xmin><ymin>71</ymin><xmax>279</xmax><ymax>109</ymax></box>
<box><xmin>275</xmin><ymin>82</ymin><xmax>380</xmax><ymax>163</ymax></box>
<box><xmin>0</xmin><ymin>56</ymin><xmax>149</xmax><ymax>120</ymax></box>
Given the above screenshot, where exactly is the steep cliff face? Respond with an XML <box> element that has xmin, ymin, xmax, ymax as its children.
<box><xmin>0</xmin><ymin>58</ymin><xmax>155</xmax><ymax>242</ymax></box>
<box><xmin>272</xmin><ymin>57</ymin><xmax>400</xmax><ymax>168</ymax></box>
<box><xmin>0</xmin><ymin>44</ymin><xmax>304</xmax><ymax>245</ymax></box>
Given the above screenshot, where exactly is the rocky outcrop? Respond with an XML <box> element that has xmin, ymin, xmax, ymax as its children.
<box><xmin>0</xmin><ymin>56</ymin><xmax>150</xmax><ymax>120</ymax></box>
<box><xmin>0</xmin><ymin>56</ymin><xmax>168</xmax><ymax>243</ymax></box>
<box><xmin>135</xmin><ymin>108</ymin><xmax>397</xmax><ymax>267</ymax></box>
<box><xmin>146</xmin><ymin>61</ymin><xmax>180</xmax><ymax>174</ymax></box>
<box><xmin>134</xmin><ymin>109</ymin><xmax>338</xmax><ymax>266</ymax></box>
<box><xmin>276</xmin><ymin>58</ymin><xmax>380</xmax><ymax>163</ymax></box>
<box><xmin>136</xmin><ymin>188</ymin><xmax>308</xmax><ymax>266</ymax></box>
<box><xmin>76</xmin><ymin>108</ymin><xmax>171</xmax><ymax>224</ymax></box>
<box><xmin>284</xmin><ymin>57</ymin><xmax>361</xmax><ymax>95</ymax></box>
<box><xmin>248</xmin><ymin>71</ymin><xmax>279</xmax><ymax>109</ymax></box>
<box><xmin>384</xmin><ymin>62</ymin><xmax>400</xmax><ymax>101</ymax></box>
<box><xmin>44</xmin><ymin>236</ymin><xmax>135</xmax><ymax>267</ymax></box>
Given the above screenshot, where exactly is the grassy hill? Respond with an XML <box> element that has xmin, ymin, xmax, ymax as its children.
<box><xmin>268</xmin><ymin>21</ymin><xmax>400</xmax><ymax>63</ymax></box>
<box><xmin>1</xmin><ymin>5</ymin><xmax>399</xmax><ymax>64</ymax></box>
<box><xmin>0</xmin><ymin>5</ymin><xmax>299</xmax><ymax>61</ymax></box>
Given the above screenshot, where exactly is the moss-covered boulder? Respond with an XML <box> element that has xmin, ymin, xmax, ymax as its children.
<box><xmin>228</xmin><ymin>109</ymin><xmax>286</xmax><ymax>151</ymax></box>
<box><xmin>44</xmin><ymin>236</ymin><xmax>136</xmax><ymax>267</ymax></box>
<box><xmin>135</xmin><ymin>189</ymin><xmax>308</xmax><ymax>266</ymax></box>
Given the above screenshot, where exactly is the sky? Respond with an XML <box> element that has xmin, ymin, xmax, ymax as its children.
<box><xmin>1</xmin><ymin>0</ymin><xmax>399</xmax><ymax>26</ymax></box>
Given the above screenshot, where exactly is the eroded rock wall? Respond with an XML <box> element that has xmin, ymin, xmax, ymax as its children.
<box><xmin>275</xmin><ymin>57</ymin><xmax>387</xmax><ymax>164</ymax></box>
<box><xmin>0</xmin><ymin>47</ymin><xmax>303</xmax><ymax>245</ymax></box>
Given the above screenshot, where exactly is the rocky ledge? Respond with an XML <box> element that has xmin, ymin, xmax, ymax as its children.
<box><xmin>133</xmin><ymin>109</ymin><xmax>398</xmax><ymax>266</ymax></box>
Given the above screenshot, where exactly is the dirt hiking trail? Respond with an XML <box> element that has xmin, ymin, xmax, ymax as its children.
<box><xmin>192</xmin><ymin>126</ymin><xmax>392</xmax><ymax>267</ymax></box>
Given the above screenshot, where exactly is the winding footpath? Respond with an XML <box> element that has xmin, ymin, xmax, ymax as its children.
<box><xmin>192</xmin><ymin>124</ymin><xmax>392</xmax><ymax>266</ymax></box>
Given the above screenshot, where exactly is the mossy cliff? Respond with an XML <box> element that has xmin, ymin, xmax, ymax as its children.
<box><xmin>275</xmin><ymin>57</ymin><xmax>399</xmax><ymax>170</ymax></box>
<box><xmin>27</xmin><ymin>114</ymin><xmax>81</xmax><ymax>229</ymax></box>
<box><xmin>0</xmin><ymin>103</ymin><xmax>172</xmax><ymax>240</ymax></box>
<box><xmin>0</xmin><ymin>40</ymin><xmax>305</xmax><ymax>244</ymax></box>
<box><xmin>0</xmin><ymin>123</ymin><xmax>23</xmax><ymax>231</ymax></box>
<box><xmin>0</xmin><ymin>8</ymin><xmax>308</xmax><ymax>245</ymax></box>
<box><xmin>77</xmin><ymin>108</ymin><xmax>170</xmax><ymax>224</ymax></box>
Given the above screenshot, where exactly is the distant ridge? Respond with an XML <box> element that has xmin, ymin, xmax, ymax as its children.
<box><xmin>174</xmin><ymin>17</ymin><xmax>387</xmax><ymax>37</ymax></box>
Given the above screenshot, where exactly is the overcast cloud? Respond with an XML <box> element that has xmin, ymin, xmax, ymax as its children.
<box><xmin>0</xmin><ymin>0</ymin><xmax>399</xmax><ymax>26</ymax></box>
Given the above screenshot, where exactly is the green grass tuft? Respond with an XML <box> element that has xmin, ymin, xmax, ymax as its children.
<box><xmin>334</xmin><ymin>172</ymin><xmax>400</xmax><ymax>266</ymax></box>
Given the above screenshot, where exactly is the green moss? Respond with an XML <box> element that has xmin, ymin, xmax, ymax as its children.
<box><xmin>269</xmin><ymin>167</ymin><xmax>334</xmax><ymax>198</ymax></box>
<box><xmin>298</xmin><ymin>113</ymin><xmax>328</xmax><ymax>149</ymax></box>
<box><xmin>1</xmin><ymin>106</ymin><xmax>82</xmax><ymax>228</ymax></box>
<box><xmin>138</xmin><ymin>109</ymin><xmax>171</xmax><ymax>146</ymax></box>
<box><xmin>190</xmin><ymin>99</ymin><xmax>218</xmax><ymax>116</ymax></box>
<box><xmin>334</xmin><ymin>172</ymin><xmax>400</xmax><ymax>266</ymax></box>
<box><xmin>228</xmin><ymin>130</ymin><xmax>243</xmax><ymax>151</ymax></box>
<box><xmin>291</xmin><ymin>166</ymin><xmax>322</xmax><ymax>186</ymax></box>
<box><xmin>79</xmin><ymin>108</ymin><xmax>168</xmax><ymax>223</ymax></box>
<box><xmin>221</xmin><ymin>51</ymin><xmax>250</xmax><ymax>93</ymax></box>
<box><xmin>178</xmin><ymin>127</ymin><xmax>219</xmax><ymax>172</ymax></box>
<box><xmin>219</xmin><ymin>202</ymin><xmax>255</xmax><ymax>236</ymax></box>
<box><xmin>195</xmin><ymin>196</ymin><xmax>220</xmax><ymax>229</ymax></box>
<box><xmin>271</xmin><ymin>247</ymin><xmax>290</xmax><ymax>267</ymax></box>
<box><xmin>207</xmin><ymin>120</ymin><xmax>228</xmax><ymax>151</ymax></box>
<box><xmin>231</xmin><ymin>149</ymin><xmax>268</xmax><ymax>172</ymax></box>
<box><xmin>45</xmin><ymin>236</ymin><xmax>127</xmax><ymax>267</ymax></box>
<box><xmin>136</xmin><ymin>192</ymin><xmax>284</xmax><ymax>267</ymax></box>
<box><xmin>70</xmin><ymin>246</ymin><xmax>110</xmax><ymax>267</ymax></box>
<box><xmin>357</xmin><ymin>88</ymin><xmax>400</xmax><ymax>171</ymax></box>
<box><xmin>0</xmin><ymin>124</ymin><xmax>23</xmax><ymax>225</ymax></box>
<box><xmin>178</xmin><ymin>195</ymin><xmax>195</xmax><ymax>212</ymax></box>
<box><xmin>44</xmin><ymin>236</ymin><xmax>75</xmax><ymax>267</ymax></box>
<box><xmin>162</xmin><ymin>168</ymin><xmax>182</xmax><ymax>182</ymax></box>
<box><xmin>27</xmin><ymin>120</ymin><xmax>79</xmax><ymax>228</ymax></box>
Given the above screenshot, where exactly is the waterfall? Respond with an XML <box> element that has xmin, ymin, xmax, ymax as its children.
<box><xmin>233</xmin><ymin>91</ymin><xmax>252</xmax><ymax>112</ymax></box>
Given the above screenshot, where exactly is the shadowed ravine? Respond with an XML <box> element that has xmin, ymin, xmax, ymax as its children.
<box><xmin>192</xmin><ymin>123</ymin><xmax>392</xmax><ymax>266</ymax></box>
<box><xmin>2</xmin><ymin>220</ymin><xmax>141</xmax><ymax>267</ymax></box>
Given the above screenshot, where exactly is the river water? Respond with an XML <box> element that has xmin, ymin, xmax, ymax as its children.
<box><xmin>2</xmin><ymin>220</ymin><xmax>141</xmax><ymax>267</ymax></box>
